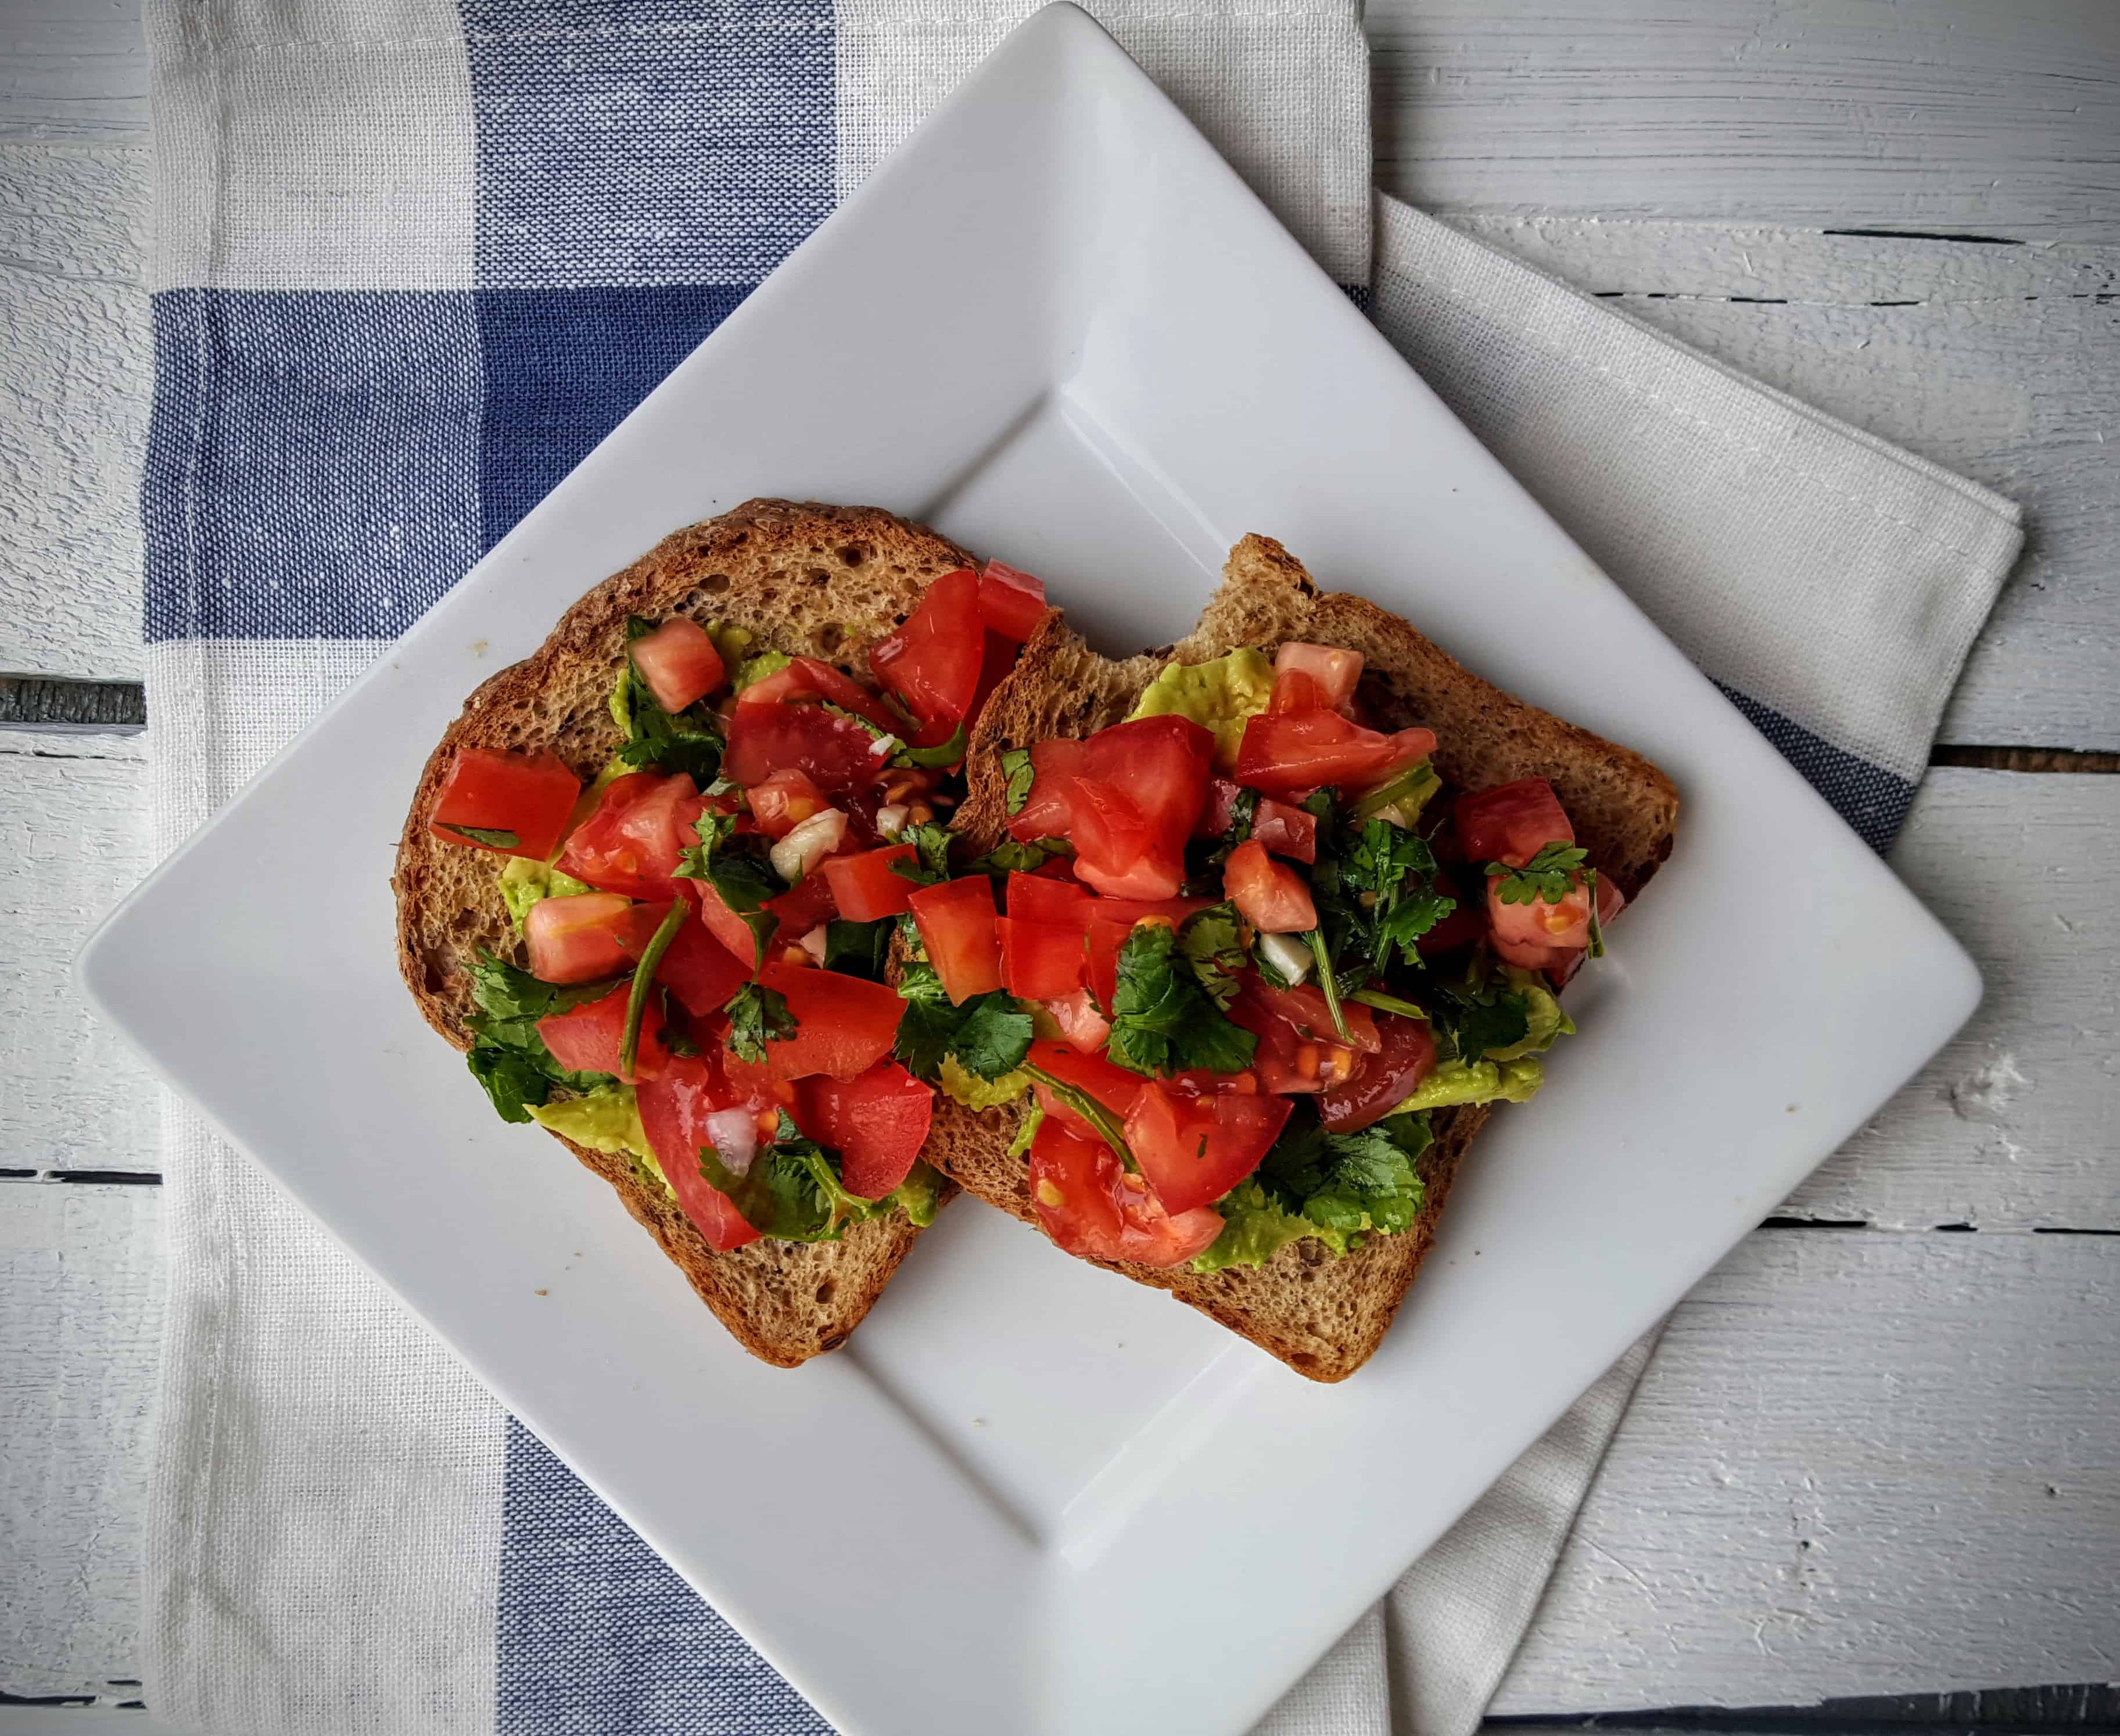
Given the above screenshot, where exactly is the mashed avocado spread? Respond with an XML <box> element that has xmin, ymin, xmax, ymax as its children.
<box><xmin>498</xmin><ymin>858</ymin><xmax>593</xmax><ymax>929</ymax></box>
<box><xmin>1124</xmin><ymin>647</ymin><xmax>1274</xmax><ymax>769</ymax></box>
<box><xmin>530</xmin><ymin>1088</ymin><xmax>662</xmax><ymax>1186</ymax></box>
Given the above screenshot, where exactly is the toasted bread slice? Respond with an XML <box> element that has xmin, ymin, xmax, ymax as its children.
<box><xmin>941</xmin><ymin>534</ymin><xmax>1680</xmax><ymax>1382</ymax></box>
<box><xmin>394</xmin><ymin>499</ymin><xmax>975</xmax><ymax>1368</ymax></box>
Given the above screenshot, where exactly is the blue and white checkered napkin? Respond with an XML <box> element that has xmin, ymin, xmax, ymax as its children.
<box><xmin>138</xmin><ymin>2</ymin><xmax>2021</xmax><ymax>1733</ymax></box>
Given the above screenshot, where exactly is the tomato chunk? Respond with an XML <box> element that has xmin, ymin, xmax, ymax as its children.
<box><xmin>1243</xmin><ymin>975</ymin><xmax>1380</xmax><ymax>1052</ymax></box>
<box><xmin>524</xmin><ymin>892</ymin><xmax>635</xmax><ymax>984</ymax></box>
<box><xmin>820</xmin><ymin>845</ymin><xmax>919</xmax><ymax>923</ymax></box>
<box><xmin>724</xmin><ymin>700</ymin><xmax>890</xmax><ymax>795</ymax></box>
<box><xmin>1454</xmin><ymin>777</ymin><xmax>1574</xmax><ymax>868</ymax></box>
<box><xmin>1006</xmin><ymin>870</ymin><xmax>1090</xmax><ymax>927</ymax></box>
<box><xmin>1026</xmin><ymin>1118</ymin><xmax>1225</xmax><ymax>1268</ymax></box>
<box><xmin>1489</xmin><ymin>873</ymin><xmax>1594</xmax><ymax>952</ymax></box>
<box><xmin>998</xmin><ymin>916</ymin><xmax>1085</xmax><ymax>1000</ymax></box>
<box><xmin>1318</xmin><ymin>1012</ymin><xmax>1437</xmax><ymax>1132</ymax></box>
<box><xmin>797</xmin><ymin>1060</ymin><xmax>934</xmax><ymax>1200</ymax></box>
<box><xmin>536</xmin><ymin>983</ymin><xmax>666</xmax><ymax>1085</ymax></box>
<box><xmin>1079</xmin><ymin>894</ymin><xmax>1211</xmax><ymax>929</ymax></box>
<box><xmin>1008</xmin><ymin>716</ymin><xmax>1215</xmax><ymax>901</ymax></box>
<box><xmin>721</xmin><ymin>962</ymin><xmax>905</xmax><ymax>1089</ymax></box>
<box><xmin>908</xmin><ymin>876</ymin><xmax>1003</xmax><ymax>1003</ymax></box>
<box><xmin>1082</xmin><ymin>916</ymin><xmax>1134</xmax><ymax>1016</ymax></box>
<box><xmin>1025</xmin><ymin>1038</ymin><xmax>1144</xmax><ymax>1134</ymax></box>
<box><xmin>616</xmin><ymin>901</ymin><xmax>750</xmax><ymax>1020</ymax></box>
<box><xmin>1223</xmin><ymin>838</ymin><xmax>1317</xmax><ymax>934</ymax></box>
<box><xmin>1125</xmin><ymin>1082</ymin><xmax>1292</xmax><ymax>1215</ymax></box>
<box><xmin>977</xmin><ymin>562</ymin><xmax>1049</xmax><ymax>643</ymax></box>
<box><xmin>870</xmin><ymin>569</ymin><xmax>985</xmax><ymax>732</ymax></box>
<box><xmin>630</xmin><ymin>617</ymin><xmax>724</xmax><ymax>714</ymax></box>
<box><xmin>431</xmin><ymin>747</ymin><xmax>580</xmax><ymax>860</ymax></box>
<box><xmin>636</xmin><ymin>1054</ymin><xmax>762</xmax><ymax>1251</ymax></box>
<box><xmin>1235</xmin><ymin>712</ymin><xmax>1437</xmax><ymax>798</ymax></box>
<box><xmin>1273</xmin><ymin>641</ymin><xmax>1363</xmax><ymax>710</ymax></box>
<box><xmin>1043</xmin><ymin>988</ymin><xmax>1112</xmax><ymax>1056</ymax></box>
<box><xmin>691</xmin><ymin>880</ymin><xmax>767</xmax><ymax>976</ymax></box>
<box><xmin>1268</xmin><ymin>667</ymin><xmax>1327</xmax><ymax>715</ymax></box>
<box><xmin>1225</xmin><ymin>978</ymin><xmax>1364</xmax><ymax>1095</ymax></box>
<box><xmin>1195</xmin><ymin>776</ymin><xmax>1243</xmax><ymax>838</ymax></box>
<box><xmin>745</xmin><ymin>766</ymin><xmax>828</xmax><ymax>839</ymax></box>
<box><xmin>1250</xmin><ymin>798</ymin><xmax>1317</xmax><ymax>864</ymax></box>
<box><xmin>736</xmin><ymin>655</ymin><xmax>900</xmax><ymax>733</ymax></box>
<box><xmin>558</xmin><ymin>771</ymin><xmax>698</xmax><ymax>900</ymax></box>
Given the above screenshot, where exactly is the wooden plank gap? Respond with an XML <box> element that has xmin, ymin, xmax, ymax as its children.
<box><xmin>1758</xmin><ymin>1215</ymin><xmax>1870</xmax><ymax>1229</ymax></box>
<box><xmin>1821</xmin><ymin>228</ymin><xmax>2028</xmax><ymax>248</ymax></box>
<box><xmin>0</xmin><ymin>676</ymin><xmax>144</xmax><ymax>732</ymax></box>
<box><xmin>1931</xmin><ymin>747</ymin><xmax>2120</xmax><ymax>774</ymax></box>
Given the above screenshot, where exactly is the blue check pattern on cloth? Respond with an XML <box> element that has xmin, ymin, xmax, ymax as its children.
<box><xmin>140</xmin><ymin>2</ymin><xmax>1970</xmax><ymax>1725</ymax></box>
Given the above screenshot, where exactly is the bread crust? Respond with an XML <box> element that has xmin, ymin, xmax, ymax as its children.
<box><xmin>942</xmin><ymin>533</ymin><xmax>1680</xmax><ymax>1382</ymax></box>
<box><xmin>393</xmin><ymin>498</ymin><xmax>974</xmax><ymax>1367</ymax></box>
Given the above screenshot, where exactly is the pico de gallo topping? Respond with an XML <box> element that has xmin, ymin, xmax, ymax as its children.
<box><xmin>426</xmin><ymin>560</ymin><xmax>1051</xmax><ymax>1252</ymax></box>
<box><xmin>883</xmin><ymin>640</ymin><xmax>1613</xmax><ymax>1276</ymax></box>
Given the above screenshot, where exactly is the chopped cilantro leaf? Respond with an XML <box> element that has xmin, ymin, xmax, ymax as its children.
<box><xmin>437</xmin><ymin>823</ymin><xmax>520</xmax><ymax>849</ymax></box>
<box><xmin>888</xmin><ymin>821</ymin><xmax>953</xmax><ymax>888</ymax></box>
<box><xmin>723</xmin><ymin>981</ymin><xmax>798</xmax><ymax>1064</ymax></box>
<box><xmin>894</xmin><ymin>720</ymin><xmax>966</xmax><ymax>768</ymax></box>
<box><xmin>1176</xmin><ymin>902</ymin><xmax>1247</xmax><ymax>1009</ymax></box>
<box><xmin>1487</xmin><ymin>841</ymin><xmax>1590</xmax><ymax>906</ymax></box>
<box><xmin>1000</xmin><ymin>748</ymin><xmax>1036</xmax><ymax>815</ymax></box>
<box><xmin>697</xmin><ymin>1110</ymin><xmax>880</xmax><ymax>1243</ymax></box>
<box><xmin>1106</xmin><ymin>923</ymin><xmax>1256</xmax><ymax>1078</ymax></box>
<box><xmin>462</xmin><ymin>953</ymin><xmax>619</xmax><ymax>1121</ymax></box>
<box><xmin>822</xmin><ymin>917</ymin><xmax>892</xmax><ymax>980</ymax></box>
<box><xmin>892</xmin><ymin>963</ymin><xmax>1034</xmax><ymax>1082</ymax></box>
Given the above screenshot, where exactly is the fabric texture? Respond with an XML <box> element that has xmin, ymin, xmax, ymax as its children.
<box><xmin>136</xmin><ymin>2</ymin><xmax>2022</xmax><ymax>1735</ymax></box>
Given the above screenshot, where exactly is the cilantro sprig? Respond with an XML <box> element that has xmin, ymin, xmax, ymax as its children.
<box><xmin>619</xmin><ymin>899</ymin><xmax>687</xmax><ymax>1077</ymax></box>
<box><xmin>723</xmin><ymin>981</ymin><xmax>798</xmax><ymax>1064</ymax></box>
<box><xmin>888</xmin><ymin>820</ymin><xmax>954</xmax><ymax>888</ymax></box>
<box><xmin>1104</xmin><ymin>923</ymin><xmax>1256</xmax><ymax>1079</ymax></box>
<box><xmin>1000</xmin><ymin>748</ymin><xmax>1036</xmax><ymax>815</ymax></box>
<box><xmin>462</xmin><ymin>953</ymin><xmax>621</xmax><ymax>1122</ymax></box>
<box><xmin>1486</xmin><ymin>842</ymin><xmax>1590</xmax><ymax>907</ymax></box>
<box><xmin>697</xmin><ymin>1110</ymin><xmax>877</xmax><ymax>1243</ymax></box>
<box><xmin>892</xmin><ymin>960</ymin><xmax>1034</xmax><ymax>1082</ymax></box>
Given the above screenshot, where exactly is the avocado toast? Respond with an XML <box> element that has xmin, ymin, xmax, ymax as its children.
<box><xmin>922</xmin><ymin>534</ymin><xmax>1679</xmax><ymax>1382</ymax></box>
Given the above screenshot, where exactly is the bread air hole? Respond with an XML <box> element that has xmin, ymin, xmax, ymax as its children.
<box><xmin>839</xmin><ymin>544</ymin><xmax>866</xmax><ymax>566</ymax></box>
<box><xmin>814</xmin><ymin>1279</ymin><xmax>837</xmax><ymax>1305</ymax></box>
<box><xmin>813</xmin><ymin>623</ymin><xmax>844</xmax><ymax>654</ymax></box>
<box><xmin>701</xmin><ymin>572</ymin><xmax>730</xmax><ymax>594</ymax></box>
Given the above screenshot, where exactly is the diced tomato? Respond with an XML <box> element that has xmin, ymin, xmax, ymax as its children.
<box><xmin>1078</xmin><ymin>894</ymin><xmax>1211</xmax><ymax>929</ymax></box>
<box><xmin>724</xmin><ymin>701</ymin><xmax>889</xmax><ymax>794</ymax></box>
<box><xmin>1223</xmin><ymin>838</ymin><xmax>1317</xmax><ymax>934</ymax></box>
<box><xmin>1124</xmin><ymin>1082</ymin><xmax>1291</xmax><ymax>1215</ymax></box>
<box><xmin>1025</xmin><ymin>1038</ymin><xmax>1145</xmax><ymax>1134</ymax></box>
<box><xmin>1009</xmin><ymin>716</ymin><xmax>1214</xmax><ymax>901</ymax></box>
<box><xmin>636</xmin><ymin>1054</ymin><xmax>762</xmax><ymax>1251</ymax></box>
<box><xmin>558</xmin><ymin>772</ymin><xmax>698</xmax><ymax>900</ymax></box>
<box><xmin>797</xmin><ymin>1060</ymin><xmax>934</xmax><ymax>1200</ymax></box>
<box><xmin>1043</xmin><ymin>989</ymin><xmax>1112</xmax><ymax>1055</ymax></box>
<box><xmin>536</xmin><ymin>983</ymin><xmax>666</xmax><ymax>1085</ymax></box>
<box><xmin>820</xmin><ymin>845</ymin><xmax>919</xmax><ymax>922</ymax></box>
<box><xmin>767</xmin><ymin>870</ymin><xmax>839</xmax><ymax>944</ymax></box>
<box><xmin>1454</xmin><ymin>777</ymin><xmax>1574</xmax><ymax>869</ymax></box>
<box><xmin>431</xmin><ymin>747</ymin><xmax>580</xmax><ymax>860</ymax></box>
<box><xmin>524</xmin><ymin>891</ymin><xmax>635</xmax><ymax>984</ymax></box>
<box><xmin>1195</xmin><ymin>776</ymin><xmax>1243</xmax><ymax>838</ymax></box>
<box><xmin>1007</xmin><ymin>870</ymin><xmax>1090</xmax><ymax>926</ymax></box>
<box><xmin>691</xmin><ymin>880</ymin><xmax>767</xmax><ymax>975</ymax></box>
<box><xmin>1490</xmin><ymin>873</ymin><xmax>1595</xmax><ymax>951</ymax></box>
<box><xmin>1243</xmin><ymin>975</ymin><xmax>1380</xmax><ymax>1053</ymax></box>
<box><xmin>721</xmin><ymin>962</ymin><xmax>905</xmax><ymax>1089</ymax></box>
<box><xmin>998</xmin><ymin>916</ymin><xmax>1085</xmax><ymax>1000</ymax></box>
<box><xmin>1273</xmin><ymin>642</ymin><xmax>1363</xmax><ymax>710</ymax></box>
<box><xmin>1598</xmin><ymin>871</ymin><xmax>1627</xmax><ymax>927</ymax></box>
<box><xmin>1493</xmin><ymin>933</ymin><xmax>1576</xmax><ymax>973</ymax></box>
<box><xmin>629</xmin><ymin>617</ymin><xmax>724</xmax><ymax>714</ymax></box>
<box><xmin>1269</xmin><ymin>667</ymin><xmax>1326</xmax><ymax>715</ymax></box>
<box><xmin>736</xmin><ymin>655</ymin><xmax>900</xmax><ymax>733</ymax></box>
<box><xmin>1235</xmin><ymin>712</ymin><xmax>1438</xmax><ymax>798</ymax></box>
<box><xmin>962</xmin><ymin>629</ymin><xmax>1020</xmax><ymax>739</ymax></box>
<box><xmin>1249</xmin><ymin>798</ymin><xmax>1317</xmax><ymax>864</ymax></box>
<box><xmin>977</xmin><ymin>562</ymin><xmax>1049</xmax><ymax>643</ymax></box>
<box><xmin>616</xmin><ymin>901</ymin><xmax>749</xmax><ymax>1019</ymax></box>
<box><xmin>1318</xmin><ymin>1012</ymin><xmax>1437</xmax><ymax>1133</ymax></box>
<box><xmin>907</xmin><ymin>876</ymin><xmax>1002</xmax><ymax>1003</ymax></box>
<box><xmin>1169</xmin><ymin>1066</ymin><xmax>1260</xmax><ymax>1097</ymax></box>
<box><xmin>869</xmin><ymin>569</ymin><xmax>985</xmax><ymax>732</ymax></box>
<box><xmin>1083</xmin><ymin>916</ymin><xmax>1133</xmax><ymax>1015</ymax></box>
<box><xmin>1226</xmin><ymin>977</ymin><xmax>1364</xmax><ymax>1095</ymax></box>
<box><xmin>1026</xmin><ymin>1117</ymin><xmax>1225</xmax><ymax>1268</ymax></box>
<box><xmin>746</xmin><ymin>766</ymin><xmax>828</xmax><ymax>839</ymax></box>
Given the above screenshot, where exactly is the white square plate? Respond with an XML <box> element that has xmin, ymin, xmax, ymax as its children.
<box><xmin>82</xmin><ymin>8</ymin><xmax>1981</xmax><ymax>1733</ymax></box>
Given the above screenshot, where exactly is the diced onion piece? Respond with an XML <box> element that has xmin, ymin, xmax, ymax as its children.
<box><xmin>1256</xmin><ymin>931</ymin><xmax>1314</xmax><ymax>986</ymax></box>
<box><xmin>702</xmin><ymin>1108</ymin><xmax>760</xmax><ymax>1177</ymax></box>
<box><xmin>874</xmin><ymin>803</ymin><xmax>910</xmax><ymax>839</ymax></box>
<box><xmin>797</xmin><ymin>924</ymin><xmax>830</xmax><ymax>964</ymax></box>
<box><xmin>768</xmin><ymin>808</ymin><xmax>848</xmax><ymax>883</ymax></box>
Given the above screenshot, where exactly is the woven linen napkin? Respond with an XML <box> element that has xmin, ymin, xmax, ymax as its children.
<box><xmin>137</xmin><ymin>2</ymin><xmax>2022</xmax><ymax>1734</ymax></box>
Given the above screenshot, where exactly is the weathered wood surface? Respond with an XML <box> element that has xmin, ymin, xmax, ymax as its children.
<box><xmin>0</xmin><ymin>1182</ymin><xmax>160</xmax><ymax>1702</ymax></box>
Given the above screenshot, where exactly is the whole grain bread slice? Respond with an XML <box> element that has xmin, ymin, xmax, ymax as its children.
<box><xmin>938</xmin><ymin>533</ymin><xmax>1680</xmax><ymax>1382</ymax></box>
<box><xmin>394</xmin><ymin>498</ymin><xmax>975</xmax><ymax>1368</ymax></box>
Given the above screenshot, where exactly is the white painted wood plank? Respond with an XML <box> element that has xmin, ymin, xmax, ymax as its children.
<box><xmin>1</xmin><ymin>731</ymin><xmax>158</xmax><ymax>1175</ymax></box>
<box><xmin>0</xmin><ymin>143</ymin><xmax>148</xmax><ymax>683</ymax></box>
<box><xmin>1494</xmin><ymin>1227</ymin><xmax>2120</xmax><ymax>1713</ymax></box>
<box><xmin>1368</xmin><ymin>0</ymin><xmax>2120</xmax><ymax>245</ymax></box>
<box><xmin>0</xmin><ymin>1182</ymin><xmax>162</xmax><ymax>1701</ymax></box>
<box><xmin>1790</xmin><ymin>770</ymin><xmax>2118</xmax><ymax>1230</ymax></box>
<box><xmin>1434</xmin><ymin>218</ymin><xmax>2120</xmax><ymax>751</ymax></box>
<box><xmin>0</xmin><ymin>0</ymin><xmax>148</xmax><ymax>143</ymax></box>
